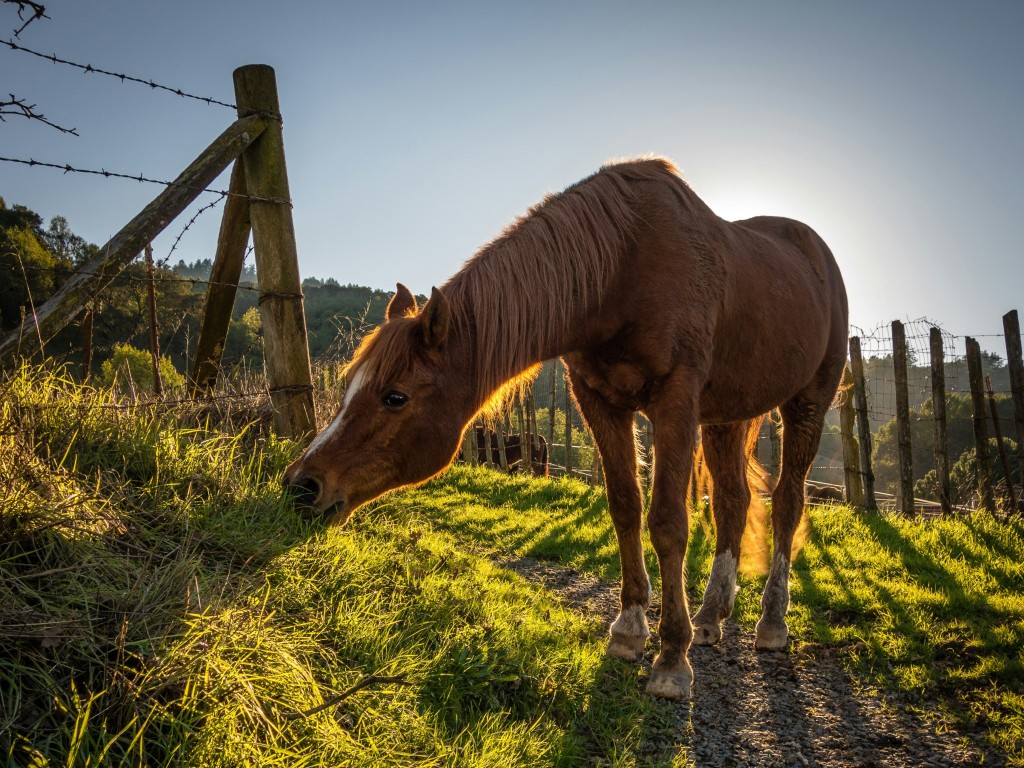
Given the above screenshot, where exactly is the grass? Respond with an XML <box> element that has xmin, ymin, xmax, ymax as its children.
<box><xmin>1</xmin><ymin>368</ymin><xmax>667</xmax><ymax>766</ymax></box>
<box><xmin>3</xmin><ymin>366</ymin><xmax>1023</xmax><ymax>765</ymax></box>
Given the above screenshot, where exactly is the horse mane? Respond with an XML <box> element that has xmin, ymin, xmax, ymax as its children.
<box><xmin>343</xmin><ymin>157</ymin><xmax>688</xmax><ymax>403</ymax></box>
<box><xmin>445</xmin><ymin>157</ymin><xmax>683</xmax><ymax>399</ymax></box>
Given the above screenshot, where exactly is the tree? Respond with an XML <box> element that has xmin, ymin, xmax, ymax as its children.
<box><xmin>99</xmin><ymin>342</ymin><xmax>185</xmax><ymax>392</ymax></box>
<box><xmin>0</xmin><ymin>200</ymin><xmax>59</xmax><ymax>329</ymax></box>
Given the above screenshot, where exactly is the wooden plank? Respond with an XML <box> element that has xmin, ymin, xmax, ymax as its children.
<box><xmin>234</xmin><ymin>65</ymin><xmax>315</xmax><ymax>441</ymax></box>
<box><xmin>966</xmin><ymin>337</ymin><xmax>995</xmax><ymax>512</ymax></box>
<box><xmin>0</xmin><ymin>114</ymin><xmax>267</xmax><ymax>368</ymax></box>
<box><xmin>929</xmin><ymin>327</ymin><xmax>952</xmax><ymax>516</ymax></box>
<box><xmin>190</xmin><ymin>160</ymin><xmax>252</xmax><ymax>394</ymax></box>
<box><xmin>892</xmin><ymin>320</ymin><xmax>914</xmax><ymax>515</ymax></box>
<box><xmin>564</xmin><ymin>368</ymin><xmax>574</xmax><ymax>478</ymax></box>
<box><xmin>848</xmin><ymin>336</ymin><xmax>877</xmax><ymax>509</ymax></box>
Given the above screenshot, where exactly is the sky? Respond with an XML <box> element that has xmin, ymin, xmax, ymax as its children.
<box><xmin>3</xmin><ymin>1</ymin><xmax>1022</xmax><ymax>353</ymax></box>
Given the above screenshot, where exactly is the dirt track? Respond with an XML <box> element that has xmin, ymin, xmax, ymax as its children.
<box><xmin>496</xmin><ymin>556</ymin><xmax>998</xmax><ymax>768</ymax></box>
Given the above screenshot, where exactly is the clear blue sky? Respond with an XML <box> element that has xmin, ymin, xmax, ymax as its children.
<box><xmin>4</xmin><ymin>1</ymin><xmax>1022</xmax><ymax>351</ymax></box>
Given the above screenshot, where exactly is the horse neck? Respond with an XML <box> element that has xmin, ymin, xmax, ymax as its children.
<box><xmin>445</xmin><ymin>272</ymin><xmax>590</xmax><ymax>409</ymax></box>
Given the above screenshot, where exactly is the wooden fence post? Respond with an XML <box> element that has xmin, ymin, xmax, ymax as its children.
<box><xmin>81</xmin><ymin>302</ymin><xmax>94</xmax><ymax>381</ymax></box>
<box><xmin>496</xmin><ymin>416</ymin><xmax>509</xmax><ymax>470</ymax></box>
<box><xmin>462</xmin><ymin>426</ymin><xmax>477</xmax><ymax>466</ymax></box>
<box><xmin>849</xmin><ymin>336</ymin><xmax>877</xmax><ymax>509</ymax></box>
<box><xmin>144</xmin><ymin>244</ymin><xmax>164</xmax><ymax>396</ymax></box>
<box><xmin>768</xmin><ymin>411</ymin><xmax>780</xmax><ymax>479</ymax></box>
<box><xmin>548</xmin><ymin>361</ymin><xmax>557</xmax><ymax>459</ymax></box>
<box><xmin>929</xmin><ymin>327</ymin><xmax>953</xmax><ymax>516</ymax></box>
<box><xmin>965</xmin><ymin>337</ymin><xmax>996</xmax><ymax>512</ymax></box>
<box><xmin>892</xmin><ymin>321</ymin><xmax>914</xmax><ymax>515</ymax></box>
<box><xmin>839</xmin><ymin>366</ymin><xmax>863</xmax><ymax>506</ymax></box>
<box><xmin>1004</xmin><ymin>310</ymin><xmax>1024</xmax><ymax>490</ymax></box>
<box><xmin>987</xmin><ymin>375</ymin><xmax>1019</xmax><ymax>515</ymax></box>
<box><xmin>564</xmin><ymin>368</ymin><xmax>574</xmax><ymax>478</ymax></box>
<box><xmin>233</xmin><ymin>65</ymin><xmax>315</xmax><ymax>441</ymax></box>
<box><xmin>190</xmin><ymin>160</ymin><xmax>252</xmax><ymax>394</ymax></box>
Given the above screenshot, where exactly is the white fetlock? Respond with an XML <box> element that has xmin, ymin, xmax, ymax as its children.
<box><xmin>608</xmin><ymin>605</ymin><xmax>649</xmax><ymax>661</ymax></box>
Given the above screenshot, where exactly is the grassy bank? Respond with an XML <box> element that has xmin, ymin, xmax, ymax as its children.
<box><xmin>3</xmin><ymin>368</ymin><xmax>1023</xmax><ymax>764</ymax></box>
<box><xmin>0</xmin><ymin>369</ymin><xmax>660</xmax><ymax>766</ymax></box>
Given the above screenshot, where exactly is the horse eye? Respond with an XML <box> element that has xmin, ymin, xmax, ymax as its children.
<box><xmin>382</xmin><ymin>391</ymin><xmax>409</xmax><ymax>410</ymax></box>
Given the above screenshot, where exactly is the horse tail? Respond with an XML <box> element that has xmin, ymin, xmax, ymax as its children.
<box><xmin>690</xmin><ymin>415</ymin><xmax>809</xmax><ymax>577</ymax></box>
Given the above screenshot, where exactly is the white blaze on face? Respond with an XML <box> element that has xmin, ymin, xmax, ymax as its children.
<box><xmin>306</xmin><ymin>366</ymin><xmax>368</xmax><ymax>455</ymax></box>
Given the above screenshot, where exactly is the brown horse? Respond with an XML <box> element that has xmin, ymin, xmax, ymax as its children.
<box><xmin>283</xmin><ymin>158</ymin><xmax>848</xmax><ymax>700</ymax></box>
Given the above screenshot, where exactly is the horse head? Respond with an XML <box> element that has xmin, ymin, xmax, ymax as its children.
<box><xmin>282</xmin><ymin>283</ymin><xmax>473</xmax><ymax>521</ymax></box>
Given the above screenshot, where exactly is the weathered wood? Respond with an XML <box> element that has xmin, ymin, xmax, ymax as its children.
<box><xmin>892</xmin><ymin>320</ymin><xmax>914</xmax><ymax>515</ymax></box>
<box><xmin>768</xmin><ymin>410</ymin><xmax>780</xmax><ymax>479</ymax></box>
<box><xmin>987</xmin><ymin>375</ymin><xmax>1019</xmax><ymax>515</ymax></box>
<box><xmin>190</xmin><ymin>160</ymin><xmax>252</xmax><ymax>394</ymax></box>
<box><xmin>548</xmin><ymin>361</ymin><xmax>557</xmax><ymax>453</ymax></box>
<box><xmin>848</xmin><ymin>336</ymin><xmax>877</xmax><ymax>509</ymax></box>
<box><xmin>564</xmin><ymin>369</ymin><xmax>574</xmax><ymax>478</ymax></box>
<box><xmin>965</xmin><ymin>337</ymin><xmax>995</xmax><ymax>512</ymax></box>
<box><xmin>1004</xmin><ymin>310</ymin><xmax>1024</xmax><ymax>491</ymax></box>
<box><xmin>144</xmin><ymin>244</ymin><xmax>163</xmax><ymax>396</ymax></box>
<box><xmin>495</xmin><ymin>418</ymin><xmax>509</xmax><ymax>470</ymax></box>
<box><xmin>234</xmin><ymin>64</ymin><xmax>315</xmax><ymax>441</ymax></box>
<box><xmin>929</xmin><ymin>327</ymin><xmax>952</xmax><ymax>516</ymax></box>
<box><xmin>81</xmin><ymin>303</ymin><xmax>93</xmax><ymax>381</ymax></box>
<box><xmin>839</xmin><ymin>366</ymin><xmax>863</xmax><ymax>506</ymax></box>
<box><xmin>0</xmin><ymin>114</ymin><xmax>267</xmax><ymax>368</ymax></box>
<box><xmin>462</xmin><ymin>425</ymin><xmax>477</xmax><ymax>465</ymax></box>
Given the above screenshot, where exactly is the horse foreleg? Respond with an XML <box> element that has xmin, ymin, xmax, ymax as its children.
<box><xmin>646</xmin><ymin>396</ymin><xmax>699</xmax><ymax>700</ymax></box>
<box><xmin>566</xmin><ymin>373</ymin><xmax>651</xmax><ymax>661</ymax></box>
<box><xmin>691</xmin><ymin>421</ymin><xmax>750</xmax><ymax>645</ymax></box>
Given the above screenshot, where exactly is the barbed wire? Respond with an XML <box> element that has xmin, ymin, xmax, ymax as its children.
<box><xmin>3</xmin><ymin>38</ymin><xmax>239</xmax><ymax>111</ymax></box>
<box><xmin>13</xmin><ymin>260</ymin><xmax>301</xmax><ymax>301</ymax></box>
<box><xmin>0</xmin><ymin>154</ymin><xmax>292</xmax><ymax>207</ymax></box>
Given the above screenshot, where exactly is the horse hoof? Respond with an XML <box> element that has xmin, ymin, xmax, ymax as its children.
<box><xmin>607</xmin><ymin>631</ymin><xmax>647</xmax><ymax>661</ymax></box>
<box><xmin>691</xmin><ymin>623</ymin><xmax>722</xmax><ymax>646</ymax></box>
<box><xmin>754</xmin><ymin>619</ymin><xmax>789</xmax><ymax>650</ymax></box>
<box><xmin>645</xmin><ymin>663</ymin><xmax>693</xmax><ymax>701</ymax></box>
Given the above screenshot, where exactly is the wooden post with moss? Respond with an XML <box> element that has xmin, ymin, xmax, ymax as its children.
<box><xmin>892</xmin><ymin>320</ymin><xmax>915</xmax><ymax>515</ymax></box>
<box><xmin>966</xmin><ymin>337</ymin><xmax>995</xmax><ymax>512</ymax></box>
<box><xmin>849</xmin><ymin>336</ymin><xmax>877</xmax><ymax>509</ymax></box>
<box><xmin>144</xmin><ymin>244</ymin><xmax>164</xmax><ymax>397</ymax></box>
<box><xmin>233</xmin><ymin>65</ymin><xmax>315</xmax><ymax>441</ymax></box>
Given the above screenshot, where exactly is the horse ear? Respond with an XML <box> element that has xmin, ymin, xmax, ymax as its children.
<box><xmin>386</xmin><ymin>283</ymin><xmax>417</xmax><ymax>321</ymax></box>
<box><xmin>420</xmin><ymin>286</ymin><xmax>450</xmax><ymax>348</ymax></box>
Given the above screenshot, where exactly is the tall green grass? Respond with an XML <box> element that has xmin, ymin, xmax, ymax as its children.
<box><xmin>0</xmin><ymin>368</ymin><xmax>664</xmax><ymax>766</ymax></box>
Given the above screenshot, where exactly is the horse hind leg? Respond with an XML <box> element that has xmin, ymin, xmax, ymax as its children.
<box><xmin>691</xmin><ymin>421</ymin><xmax>750</xmax><ymax>645</ymax></box>
<box><xmin>755</xmin><ymin>389</ymin><xmax>831</xmax><ymax>650</ymax></box>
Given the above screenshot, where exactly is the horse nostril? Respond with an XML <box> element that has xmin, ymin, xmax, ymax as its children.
<box><xmin>285</xmin><ymin>475</ymin><xmax>322</xmax><ymax>507</ymax></box>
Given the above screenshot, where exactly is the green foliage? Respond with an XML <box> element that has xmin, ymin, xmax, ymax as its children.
<box><xmin>99</xmin><ymin>342</ymin><xmax>186</xmax><ymax>391</ymax></box>
<box><xmin>873</xmin><ymin>392</ymin><xmax>1017</xmax><ymax>497</ymax></box>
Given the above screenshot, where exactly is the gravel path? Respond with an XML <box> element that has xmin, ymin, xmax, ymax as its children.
<box><xmin>496</xmin><ymin>556</ymin><xmax>998</xmax><ymax>768</ymax></box>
